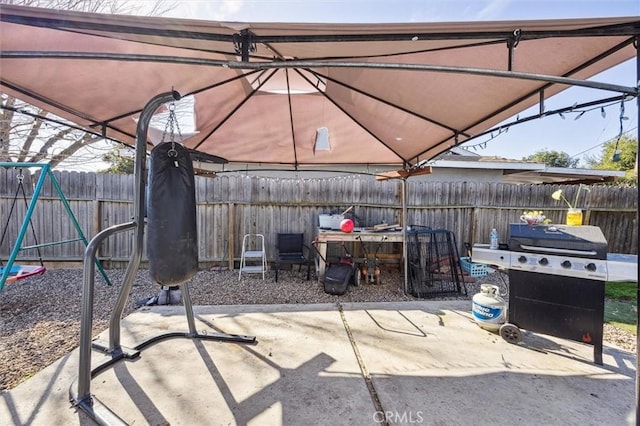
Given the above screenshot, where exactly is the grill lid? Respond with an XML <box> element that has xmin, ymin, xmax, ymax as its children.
<box><xmin>508</xmin><ymin>224</ymin><xmax>608</xmax><ymax>259</ymax></box>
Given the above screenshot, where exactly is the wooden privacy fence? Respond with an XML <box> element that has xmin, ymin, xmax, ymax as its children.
<box><xmin>1</xmin><ymin>169</ymin><xmax>637</xmax><ymax>269</ymax></box>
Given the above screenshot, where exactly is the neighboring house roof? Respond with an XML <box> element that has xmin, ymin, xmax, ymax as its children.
<box><xmin>430</xmin><ymin>149</ymin><xmax>625</xmax><ymax>184</ymax></box>
<box><xmin>501</xmin><ymin>166</ymin><xmax>625</xmax><ymax>185</ymax></box>
<box><xmin>194</xmin><ymin>153</ymin><xmax>625</xmax><ymax>184</ymax></box>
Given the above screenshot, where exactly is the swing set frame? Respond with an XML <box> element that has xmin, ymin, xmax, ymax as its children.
<box><xmin>0</xmin><ymin>162</ymin><xmax>111</xmax><ymax>291</ymax></box>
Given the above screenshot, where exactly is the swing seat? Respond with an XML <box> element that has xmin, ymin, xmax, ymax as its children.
<box><xmin>0</xmin><ymin>264</ymin><xmax>46</xmax><ymax>283</ymax></box>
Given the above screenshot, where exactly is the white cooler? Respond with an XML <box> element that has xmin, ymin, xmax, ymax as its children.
<box><xmin>318</xmin><ymin>214</ymin><xmax>344</xmax><ymax>230</ymax></box>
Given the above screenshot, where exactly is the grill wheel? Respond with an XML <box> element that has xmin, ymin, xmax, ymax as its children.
<box><xmin>499</xmin><ymin>323</ymin><xmax>523</xmax><ymax>344</ymax></box>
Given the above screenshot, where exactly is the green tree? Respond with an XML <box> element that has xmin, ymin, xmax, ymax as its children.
<box><xmin>101</xmin><ymin>149</ymin><xmax>134</xmax><ymax>174</ymax></box>
<box><xmin>523</xmin><ymin>149</ymin><xmax>579</xmax><ymax>168</ymax></box>
<box><xmin>584</xmin><ymin>135</ymin><xmax>637</xmax><ymax>171</ymax></box>
<box><xmin>0</xmin><ymin>0</ymin><xmax>176</xmax><ymax>170</ymax></box>
<box><xmin>584</xmin><ymin>135</ymin><xmax>638</xmax><ymax>187</ymax></box>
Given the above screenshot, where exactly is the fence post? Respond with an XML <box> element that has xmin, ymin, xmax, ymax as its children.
<box><xmin>470</xmin><ymin>206</ymin><xmax>478</xmax><ymax>248</ymax></box>
<box><xmin>92</xmin><ymin>199</ymin><xmax>102</xmax><ymax>255</ymax></box>
<box><xmin>227</xmin><ymin>202</ymin><xmax>235</xmax><ymax>270</ymax></box>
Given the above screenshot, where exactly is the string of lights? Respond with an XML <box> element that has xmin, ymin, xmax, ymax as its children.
<box><xmin>2</xmin><ymin>92</ymin><xmax>638</xmax><ymax>170</ymax></box>
<box><xmin>611</xmin><ymin>98</ymin><xmax>629</xmax><ymax>161</ymax></box>
<box><xmin>460</xmin><ymin>96</ymin><xmax>635</xmax><ymax>159</ymax></box>
<box><xmin>568</xmin><ymin>126</ymin><xmax>638</xmax><ymax>160</ymax></box>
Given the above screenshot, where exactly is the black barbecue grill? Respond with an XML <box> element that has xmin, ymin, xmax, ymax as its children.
<box><xmin>506</xmin><ymin>224</ymin><xmax>609</xmax><ymax>364</ymax></box>
<box><xmin>509</xmin><ymin>223</ymin><xmax>609</xmax><ymax>259</ymax></box>
<box><xmin>471</xmin><ymin>224</ymin><xmax>640</xmax><ymax>365</ymax></box>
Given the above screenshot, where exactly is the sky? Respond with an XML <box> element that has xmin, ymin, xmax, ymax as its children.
<box><xmin>149</xmin><ymin>0</ymin><xmax>640</xmax><ymax>166</ymax></box>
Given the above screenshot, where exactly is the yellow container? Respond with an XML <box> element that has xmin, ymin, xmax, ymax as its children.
<box><xmin>566</xmin><ymin>208</ymin><xmax>583</xmax><ymax>226</ymax></box>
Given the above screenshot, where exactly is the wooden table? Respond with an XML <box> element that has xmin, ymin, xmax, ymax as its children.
<box><xmin>315</xmin><ymin>229</ymin><xmax>404</xmax><ymax>281</ymax></box>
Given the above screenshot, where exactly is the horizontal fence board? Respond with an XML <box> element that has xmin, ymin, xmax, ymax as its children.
<box><xmin>1</xmin><ymin>173</ymin><xmax>637</xmax><ymax>270</ymax></box>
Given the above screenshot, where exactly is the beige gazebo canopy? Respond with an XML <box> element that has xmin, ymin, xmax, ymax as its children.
<box><xmin>2</xmin><ymin>7</ymin><xmax>639</xmax><ymax>423</ymax></box>
<box><xmin>1</xmin><ymin>5</ymin><xmax>638</xmax><ymax>171</ymax></box>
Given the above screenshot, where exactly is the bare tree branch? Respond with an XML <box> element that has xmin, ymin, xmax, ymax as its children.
<box><xmin>0</xmin><ymin>0</ymin><xmax>179</xmax><ymax>169</ymax></box>
<box><xmin>29</xmin><ymin>127</ymin><xmax>75</xmax><ymax>163</ymax></box>
<box><xmin>0</xmin><ymin>97</ymin><xmax>16</xmax><ymax>161</ymax></box>
<box><xmin>17</xmin><ymin>109</ymin><xmax>45</xmax><ymax>163</ymax></box>
<box><xmin>49</xmin><ymin>133</ymin><xmax>100</xmax><ymax>169</ymax></box>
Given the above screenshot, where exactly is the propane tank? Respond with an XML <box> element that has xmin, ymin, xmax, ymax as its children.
<box><xmin>472</xmin><ymin>284</ymin><xmax>507</xmax><ymax>332</ymax></box>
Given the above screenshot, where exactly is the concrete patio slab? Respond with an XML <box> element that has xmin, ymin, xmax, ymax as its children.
<box><xmin>0</xmin><ymin>300</ymin><xmax>636</xmax><ymax>425</ymax></box>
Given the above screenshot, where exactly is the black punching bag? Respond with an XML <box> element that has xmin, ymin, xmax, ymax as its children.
<box><xmin>147</xmin><ymin>142</ymin><xmax>198</xmax><ymax>285</ymax></box>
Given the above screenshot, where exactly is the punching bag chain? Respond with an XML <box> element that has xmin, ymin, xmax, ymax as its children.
<box><xmin>161</xmin><ymin>102</ymin><xmax>184</xmax><ymax>166</ymax></box>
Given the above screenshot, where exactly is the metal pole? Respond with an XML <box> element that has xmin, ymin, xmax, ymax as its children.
<box><xmin>75</xmin><ymin>90</ymin><xmax>180</xmax><ymax>403</ymax></box>
<box><xmin>634</xmin><ymin>36</ymin><xmax>639</xmax><ymax>426</ymax></box>
<box><xmin>75</xmin><ymin>221</ymin><xmax>135</xmax><ymax>401</ymax></box>
<box><xmin>402</xmin><ymin>178</ymin><xmax>408</xmax><ymax>294</ymax></box>
<box><xmin>182</xmin><ymin>282</ymin><xmax>198</xmax><ymax>336</ymax></box>
<box><xmin>2</xmin><ymin>51</ymin><xmax>638</xmax><ymax>95</ymax></box>
<box><xmin>107</xmin><ymin>90</ymin><xmax>181</xmax><ymax>350</ymax></box>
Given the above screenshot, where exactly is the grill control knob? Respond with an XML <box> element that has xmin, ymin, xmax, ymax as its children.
<box><xmin>561</xmin><ymin>260</ymin><xmax>572</xmax><ymax>269</ymax></box>
<box><xmin>585</xmin><ymin>263</ymin><xmax>597</xmax><ymax>272</ymax></box>
<box><xmin>518</xmin><ymin>255</ymin><xmax>527</xmax><ymax>263</ymax></box>
<box><xmin>538</xmin><ymin>257</ymin><xmax>549</xmax><ymax>266</ymax></box>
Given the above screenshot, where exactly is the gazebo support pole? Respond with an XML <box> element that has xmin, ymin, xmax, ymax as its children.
<box><xmin>634</xmin><ymin>36</ymin><xmax>639</xmax><ymax>426</ymax></box>
<box><xmin>402</xmin><ymin>178</ymin><xmax>408</xmax><ymax>295</ymax></box>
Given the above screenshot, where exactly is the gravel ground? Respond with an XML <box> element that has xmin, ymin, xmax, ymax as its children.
<box><xmin>0</xmin><ymin>267</ymin><xmax>636</xmax><ymax>391</ymax></box>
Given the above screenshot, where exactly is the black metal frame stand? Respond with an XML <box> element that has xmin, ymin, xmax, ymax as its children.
<box><xmin>508</xmin><ymin>269</ymin><xmax>604</xmax><ymax>365</ymax></box>
<box><xmin>68</xmin><ymin>91</ymin><xmax>256</xmax><ymax>425</ymax></box>
<box><xmin>406</xmin><ymin>227</ymin><xmax>466</xmax><ymax>298</ymax></box>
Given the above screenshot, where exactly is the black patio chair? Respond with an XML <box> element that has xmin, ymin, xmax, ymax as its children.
<box><xmin>274</xmin><ymin>233</ymin><xmax>313</xmax><ymax>283</ymax></box>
